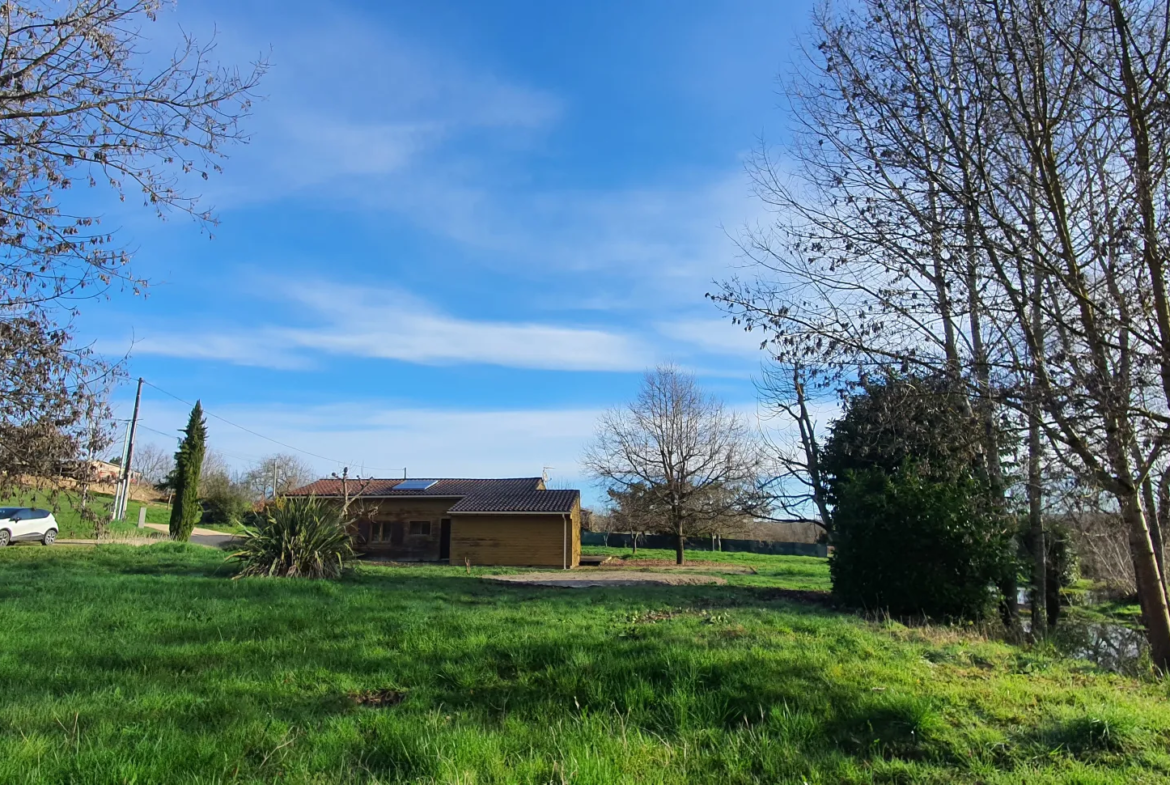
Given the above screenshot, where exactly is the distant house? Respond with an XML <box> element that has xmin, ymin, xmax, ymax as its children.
<box><xmin>62</xmin><ymin>459</ymin><xmax>140</xmax><ymax>484</ymax></box>
<box><xmin>287</xmin><ymin>476</ymin><xmax>581</xmax><ymax>568</ymax></box>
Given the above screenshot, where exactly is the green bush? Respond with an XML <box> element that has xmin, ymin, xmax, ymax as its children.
<box><xmin>199</xmin><ymin>472</ymin><xmax>252</xmax><ymax>526</ymax></box>
<box><xmin>822</xmin><ymin>374</ymin><xmax>1014</xmax><ymax>621</ymax></box>
<box><xmin>231</xmin><ymin>496</ymin><xmax>354</xmax><ymax>579</ymax></box>
<box><xmin>830</xmin><ymin>467</ymin><xmax>1012</xmax><ymax>620</ymax></box>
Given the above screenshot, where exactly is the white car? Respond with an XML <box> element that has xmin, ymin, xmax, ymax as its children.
<box><xmin>0</xmin><ymin>507</ymin><xmax>58</xmax><ymax>546</ymax></box>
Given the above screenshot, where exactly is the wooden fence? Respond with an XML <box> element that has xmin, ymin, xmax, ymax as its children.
<box><xmin>581</xmin><ymin>531</ymin><xmax>828</xmax><ymax>558</ymax></box>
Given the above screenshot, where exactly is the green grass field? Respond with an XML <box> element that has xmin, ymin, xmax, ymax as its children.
<box><xmin>0</xmin><ymin>488</ymin><xmax>171</xmax><ymax>539</ymax></box>
<box><xmin>2</xmin><ymin>545</ymin><xmax>1168</xmax><ymax>783</ymax></box>
<box><xmin>583</xmin><ymin>544</ymin><xmax>833</xmax><ymax>591</ymax></box>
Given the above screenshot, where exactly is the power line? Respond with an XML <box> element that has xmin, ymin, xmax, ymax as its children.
<box><xmin>135</xmin><ymin>424</ymin><xmax>180</xmax><ymax>441</ymax></box>
<box><xmin>138</xmin><ymin>379</ymin><xmax>395</xmax><ymax>473</ymax></box>
<box><xmin>138</xmin><ymin>421</ymin><xmax>329</xmax><ymax>468</ymax></box>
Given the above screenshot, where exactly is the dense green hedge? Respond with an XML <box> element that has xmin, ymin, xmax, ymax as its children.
<box><xmin>830</xmin><ymin>467</ymin><xmax>1012</xmax><ymax>620</ymax></box>
<box><xmin>823</xmin><ymin>374</ymin><xmax>1015</xmax><ymax>621</ymax></box>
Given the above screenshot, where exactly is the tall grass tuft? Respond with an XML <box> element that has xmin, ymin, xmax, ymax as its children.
<box><xmin>1040</xmin><ymin>710</ymin><xmax>1142</xmax><ymax>758</ymax></box>
<box><xmin>231</xmin><ymin>496</ymin><xmax>354</xmax><ymax>579</ymax></box>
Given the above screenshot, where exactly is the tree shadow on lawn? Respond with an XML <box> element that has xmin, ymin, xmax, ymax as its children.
<box><xmin>4</xmin><ymin>559</ymin><xmax>973</xmax><ymax>767</ymax></box>
<box><xmin>11</xmin><ymin>553</ymin><xmax>1145</xmax><ymax>777</ymax></box>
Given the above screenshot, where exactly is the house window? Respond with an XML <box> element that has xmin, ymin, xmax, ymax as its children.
<box><xmin>369</xmin><ymin>522</ymin><xmax>400</xmax><ymax>543</ymax></box>
<box><xmin>409</xmin><ymin>520</ymin><xmax>431</xmax><ymax>537</ymax></box>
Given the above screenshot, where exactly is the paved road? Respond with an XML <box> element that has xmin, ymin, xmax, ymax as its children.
<box><xmin>142</xmin><ymin>523</ymin><xmax>238</xmax><ymax>549</ymax></box>
<box><xmin>189</xmin><ymin>532</ymin><xmax>237</xmax><ymax>548</ymax></box>
<box><xmin>52</xmin><ymin>525</ymin><xmax>239</xmax><ymax>550</ymax></box>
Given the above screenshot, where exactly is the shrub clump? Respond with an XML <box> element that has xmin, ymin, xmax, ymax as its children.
<box><xmin>231</xmin><ymin>496</ymin><xmax>355</xmax><ymax>579</ymax></box>
<box><xmin>830</xmin><ymin>468</ymin><xmax>1011</xmax><ymax>620</ymax></box>
<box><xmin>823</xmin><ymin>374</ymin><xmax>1014</xmax><ymax>621</ymax></box>
<box><xmin>199</xmin><ymin>472</ymin><xmax>253</xmax><ymax>526</ymax></box>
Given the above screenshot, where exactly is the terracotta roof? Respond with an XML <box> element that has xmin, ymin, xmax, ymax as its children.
<box><xmin>283</xmin><ymin>474</ymin><xmax>575</xmax><ymax>519</ymax></box>
<box><xmin>286</xmin><ymin>476</ymin><xmax>578</xmax><ymax>515</ymax></box>
<box><xmin>288</xmin><ymin>477</ymin><xmax>542</xmax><ymax>498</ymax></box>
<box><xmin>448</xmin><ymin>489</ymin><xmax>580</xmax><ymax>514</ymax></box>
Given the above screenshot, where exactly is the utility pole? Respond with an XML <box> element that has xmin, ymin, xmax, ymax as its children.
<box><xmin>271</xmin><ymin>460</ymin><xmax>279</xmax><ymax>500</ymax></box>
<box><xmin>111</xmin><ymin>419</ymin><xmax>132</xmax><ymax>523</ymax></box>
<box><xmin>116</xmin><ymin>377</ymin><xmax>144</xmax><ymax>521</ymax></box>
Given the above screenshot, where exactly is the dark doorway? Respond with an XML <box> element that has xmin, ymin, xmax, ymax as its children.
<box><xmin>390</xmin><ymin>522</ymin><xmax>405</xmax><ymax>546</ymax></box>
<box><xmin>439</xmin><ymin>518</ymin><xmax>451</xmax><ymax>561</ymax></box>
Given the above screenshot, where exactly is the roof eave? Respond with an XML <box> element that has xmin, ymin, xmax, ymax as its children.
<box><xmin>449</xmin><ymin>509</ymin><xmax>576</xmax><ymax>516</ymax></box>
<box><xmin>287</xmin><ymin>493</ymin><xmax>466</xmax><ymax>499</ymax></box>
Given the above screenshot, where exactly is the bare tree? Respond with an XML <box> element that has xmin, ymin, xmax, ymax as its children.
<box><xmin>0</xmin><ymin>1</ymin><xmax>264</xmax><ymax>502</ymax></box>
<box><xmin>0</xmin><ymin>0</ymin><xmax>265</xmax><ymax>314</ymax></box>
<box><xmin>711</xmin><ymin>0</ymin><xmax>1170</xmax><ymax>665</ymax></box>
<box><xmin>756</xmin><ymin>361</ymin><xmax>834</xmax><ymax>533</ymax></box>
<box><xmin>132</xmin><ymin>442</ymin><xmax>173</xmax><ymax>486</ymax></box>
<box><xmin>242</xmin><ymin>453</ymin><xmax>314</xmax><ymax>500</ymax></box>
<box><xmin>332</xmin><ymin>466</ymin><xmax>374</xmax><ymax>519</ymax></box>
<box><xmin>583</xmin><ymin>366</ymin><xmax>763</xmax><ymax>565</ymax></box>
<box><xmin>200</xmin><ymin>449</ymin><xmax>230</xmax><ymax>484</ymax></box>
<box><xmin>0</xmin><ymin>316</ymin><xmax>115</xmax><ymax>497</ymax></box>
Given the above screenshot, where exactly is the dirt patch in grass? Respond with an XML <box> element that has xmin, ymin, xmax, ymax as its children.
<box><xmin>603</xmin><ymin>559</ymin><xmax>757</xmax><ymax>573</ymax></box>
<box><xmin>350</xmin><ymin>689</ymin><xmax>405</xmax><ymax>708</ymax></box>
<box><xmin>54</xmin><ymin>536</ymin><xmax>167</xmax><ymax>547</ymax></box>
<box><xmin>486</xmin><ymin>571</ymin><xmax>729</xmax><ymax>588</ymax></box>
<box><xmin>752</xmin><ymin>587</ymin><xmax>835</xmax><ymax>606</ymax></box>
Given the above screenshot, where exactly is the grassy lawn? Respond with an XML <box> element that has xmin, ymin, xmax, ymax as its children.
<box><xmin>2</xmin><ymin>545</ymin><xmax>1168</xmax><ymax>784</ymax></box>
<box><xmin>0</xmin><ymin>488</ymin><xmax>170</xmax><ymax>539</ymax></box>
<box><xmin>584</xmin><ymin>545</ymin><xmax>832</xmax><ymax>592</ymax></box>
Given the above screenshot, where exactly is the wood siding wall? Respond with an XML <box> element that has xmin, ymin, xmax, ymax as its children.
<box><xmin>571</xmin><ymin>499</ymin><xmax>581</xmax><ymax>566</ymax></box>
<box><xmin>349</xmin><ymin>498</ymin><xmax>457</xmax><ymax>560</ymax></box>
<box><xmin>329</xmin><ymin>494</ymin><xmax>580</xmax><ymax>566</ymax></box>
<box><xmin>450</xmin><ymin>506</ymin><xmax>580</xmax><ymax>568</ymax></box>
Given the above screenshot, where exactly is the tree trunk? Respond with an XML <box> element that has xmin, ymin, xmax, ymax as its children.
<box><xmin>1121</xmin><ymin>491</ymin><xmax>1170</xmax><ymax>671</ymax></box>
<box><xmin>1155</xmin><ymin>466</ymin><xmax>1170</xmax><ymax>595</ymax></box>
<box><xmin>675</xmin><ymin>531</ymin><xmax>685</xmax><ymax>565</ymax></box>
<box><xmin>1028</xmin><ymin>406</ymin><xmax>1047</xmax><ymax>637</ymax></box>
<box><xmin>1045</xmin><ymin>555</ymin><xmax>1062</xmax><ymax>631</ymax></box>
<box><xmin>1142</xmin><ymin>477</ymin><xmax>1164</xmax><ymax>597</ymax></box>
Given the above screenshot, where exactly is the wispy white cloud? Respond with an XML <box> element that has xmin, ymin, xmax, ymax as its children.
<box><xmin>277</xmin><ymin>119</ymin><xmax>442</xmax><ymax>182</ymax></box>
<box><xmin>127</xmin><ymin>397</ymin><xmax>602</xmax><ymax>490</ymax></box>
<box><xmin>127</xmin><ymin>279</ymin><xmax>651</xmax><ymax>372</ymax></box>
<box><xmin>203</xmin><ymin>11</ymin><xmax>563</xmax><ymax>205</ymax></box>
<box><xmin>656</xmin><ymin>317</ymin><xmax>771</xmax><ymax>359</ymax></box>
<box><xmin>345</xmin><ymin>171</ymin><xmax>757</xmax><ymax>285</ymax></box>
<box><xmin>121</xmin><ymin>3</ymin><xmax>771</xmax><ymax>380</ymax></box>
<box><xmin>128</xmin><ymin>330</ymin><xmax>311</xmax><ymax>371</ymax></box>
<box><xmin>185</xmin><ymin>5</ymin><xmax>758</xmax><ymax>306</ymax></box>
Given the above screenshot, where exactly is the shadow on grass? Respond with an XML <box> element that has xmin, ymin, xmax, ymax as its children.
<box><xmin>1026</xmin><ymin>710</ymin><xmax>1145</xmax><ymax>761</ymax></box>
<box><xmin>8</xmin><ymin>546</ymin><xmax>1164</xmax><ymax>782</ymax></box>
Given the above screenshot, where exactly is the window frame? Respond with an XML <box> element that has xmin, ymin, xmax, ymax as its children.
<box><xmin>408</xmin><ymin>520</ymin><xmax>432</xmax><ymax>537</ymax></box>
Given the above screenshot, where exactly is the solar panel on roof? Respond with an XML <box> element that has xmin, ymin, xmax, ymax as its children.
<box><xmin>395</xmin><ymin>479</ymin><xmax>438</xmax><ymax>491</ymax></box>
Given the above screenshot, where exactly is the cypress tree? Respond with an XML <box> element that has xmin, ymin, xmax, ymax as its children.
<box><xmin>169</xmin><ymin>401</ymin><xmax>207</xmax><ymax>541</ymax></box>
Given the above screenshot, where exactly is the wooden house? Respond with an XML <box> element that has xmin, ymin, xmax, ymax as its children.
<box><xmin>287</xmin><ymin>476</ymin><xmax>581</xmax><ymax>568</ymax></box>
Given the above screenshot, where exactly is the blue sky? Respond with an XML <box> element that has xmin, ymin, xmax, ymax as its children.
<box><xmin>89</xmin><ymin>0</ymin><xmax>814</xmax><ymax>503</ymax></box>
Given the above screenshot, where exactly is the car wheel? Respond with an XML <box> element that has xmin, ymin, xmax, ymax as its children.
<box><xmin>42</xmin><ymin>529</ymin><xmax>57</xmax><ymax>546</ymax></box>
<box><xmin>0</xmin><ymin>529</ymin><xmax>9</xmax><ymax>547</ymax></box>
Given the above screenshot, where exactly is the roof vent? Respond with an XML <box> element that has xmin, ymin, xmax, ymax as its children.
<box><xmin>395</xmin><ymin>479</ymin><xmax>438</xmax><ymax>491</ymax></box>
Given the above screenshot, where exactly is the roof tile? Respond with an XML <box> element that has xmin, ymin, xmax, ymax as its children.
<box><xmin>288</xmin><ymin>477</ymin><xmax>542</xmax><ymax>498</ymax></box>
<box><xmin>448</xmin><ymin>489</ymin><xmax>580</xmax><ymax>514</ymax></box>
<box><xmin>287</xmin><ymin>477</ymin><xmax>578</xmax><ymax>514</ymax></box>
